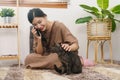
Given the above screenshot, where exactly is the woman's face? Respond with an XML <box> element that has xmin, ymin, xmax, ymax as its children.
<box><xmin>32</xmin><ymin>17</ymin><xmax>47</xmax><ymax>32</ymax></box>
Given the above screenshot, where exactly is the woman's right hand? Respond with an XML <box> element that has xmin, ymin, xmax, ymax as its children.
<box><xmin>31</xmin><ymin>27</ymin><xmax>41</xmax><ymax>39</ymax></box>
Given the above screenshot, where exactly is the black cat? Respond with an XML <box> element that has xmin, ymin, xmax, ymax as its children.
<box><xmin>50</xmin><ymin>43</ymin><xmax>82</xmax><ymax>75</ymax></box>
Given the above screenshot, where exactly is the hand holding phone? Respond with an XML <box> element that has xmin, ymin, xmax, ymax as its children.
<box><xmin>33</xmin><ymin>27</ymin><xmax>41</xmax><ymax>36</ymax></box>
<box><xmin>36</xmin><ymin>29</ymin><xmax>41</xmax><ymax>36</ymax></box>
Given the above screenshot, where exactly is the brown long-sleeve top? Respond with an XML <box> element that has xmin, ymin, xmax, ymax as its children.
<box><xmin>33</xmin><ymin>21</ymin><xmax>79</xmax><ymax>55</ymax></box>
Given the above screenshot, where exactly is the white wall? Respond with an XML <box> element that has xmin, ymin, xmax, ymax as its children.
<box><xmin>0</xmin><ymin>0</ymin><xmax>120</xmax><ymax>65</ymax></box>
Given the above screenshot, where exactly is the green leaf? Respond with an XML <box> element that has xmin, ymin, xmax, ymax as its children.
<box><xmin>80</xmin><ymin>4</ymin><xmax>99</xmax><ymax>12</ymax></box>
<box><xmin>111</xmin><ymin>19</ymin><xmax>116</xmax><ymax>32</ymax></box>
<box><xmin>0</xmin><ymin>8</ymin><xmax>15</xmax><ymax>17</ymax></box>
<box><xmin>97</xmin><ymin>0</ymin><xmax>109</xmax><ymax>9</ymax></box>
<box><xmin>102</xmin><ymin>9</ymin><xmax>114</xmax><ymax>18</ymax></box>
<box><xmin>80</xmin><ymin>4</ymin><xmax>100</xmax><ymax>17</ymax></box>
<box><xmin>80</xmin><ymin>4</ymin><xmax>92</xmax><ymax>11</ymax></box>
<box><xmin>75</xmin><ymin>16</ymin><xmax>92</xmax><ymax>24</ymax></box>
<box><xmin>91</xmin><ymin>7</ymin><xmax>99</xmax><ymax>12</ymax></box>
<box><xmin>85</xmin><ymin>10</ymin><xmax>100</xmax><ymax>18</ymax></box>
<box><xmin>111</xmin><ymin>4</ymin><xmax>120</xmax><ymax>14</ymax></box>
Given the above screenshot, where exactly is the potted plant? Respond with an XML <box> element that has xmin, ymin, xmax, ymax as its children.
<box><xmin>0</xmin><ymin>8</ymin><xmax>15</xmax><ymax>23</ymax></box>
<box><xmin>75</xmin><ymin>0</ymin><xmax>120</xmax><ymax>32</ymax></box>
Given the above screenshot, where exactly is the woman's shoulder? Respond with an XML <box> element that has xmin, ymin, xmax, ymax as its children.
<box><xmin>54</xmin><ymin>21</ymin><xmax>67</xmax><ymax>29</ymax></box>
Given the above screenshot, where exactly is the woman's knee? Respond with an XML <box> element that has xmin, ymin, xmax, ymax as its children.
<box><xmin>24</xmin><ymin>53</ymin><xmax>35</xmax><ymax>65</ymax></box>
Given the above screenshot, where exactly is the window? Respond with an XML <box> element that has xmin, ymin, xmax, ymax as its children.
<box><xmin>0</xmin><ymin>0</ymin><xmax>70</xmax><ymax>8</ymax></box>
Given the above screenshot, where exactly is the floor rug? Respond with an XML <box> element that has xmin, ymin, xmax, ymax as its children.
<box><xmin>0</xmin><ymin>67</ymin><xmax>9</xmax><ymax>80</ymax></box>
<box><xmin>1</xmin><ymin>66</ymin><xmax>24</xmax><ymax>80</ymax></box>
<box><xmin>0</xmin><ymin>64</ymin><xmax>120</xmax><ymax>80</ymax></box>
<box><xmin>91</xmin><ymin>64</ymin><xmax>120</xmax><ymax>80</ymax></box>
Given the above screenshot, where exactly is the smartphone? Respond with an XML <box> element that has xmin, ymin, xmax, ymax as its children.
<box><xmin>36</xmin><ymin>29</ymin><xmax>41</xmax><ymax>36</ymax></box>
<box><xmin>34</xmin><ymin>27</ymin><xmax>41</xmax><ymax>36</ymax></box>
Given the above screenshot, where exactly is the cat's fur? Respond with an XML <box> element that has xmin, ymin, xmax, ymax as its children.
<box><xmin>50</xmin><ymin>43</ymin><xmax>82</xmax><ymax>75</ymax></box>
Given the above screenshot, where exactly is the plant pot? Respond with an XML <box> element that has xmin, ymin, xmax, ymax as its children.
<box><xmin>90</xmin><ymin>22</ymin><xmax>108</xmax><ymax>36</ymax></box>
<box><xmin>3</xmin><ymin>17</ymin><xmax>12</xmax><ymax>23</ymax></box>
<box><xmin>87</xmin><ymin>19</ymin><xmax>111</xmax><ymax>37</ymax></box>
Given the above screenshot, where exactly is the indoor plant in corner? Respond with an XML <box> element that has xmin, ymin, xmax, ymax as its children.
<box><xmin>0</xmin><ymin>8</ymin><xmax>15</xmax><ymax>23</ymax></box>
<box><xmin>75</xmin><ymin>0</ymin><xmax>120</xmax><ymax>32</ymax></box>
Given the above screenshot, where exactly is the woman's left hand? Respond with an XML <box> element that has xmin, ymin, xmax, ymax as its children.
<box><xmin>61</xmin><ymin>43</ymin><xmax>71</xmax><ymax>51</ymax></box>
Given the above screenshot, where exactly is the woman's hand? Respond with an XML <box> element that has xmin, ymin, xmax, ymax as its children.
<box><xmin>61</xmin><ymin>43</ymin><xmax>79</xmax><ymax>52</ymax></box>
<box><xmin>31</xmin><ymin>27</ymin><xmax>41</xmax><ymax>39</ymax></box>
<box><xmin>61</xmin><ymin>43</ymin><xmax>71</xmax><ymax>51</ymax></box>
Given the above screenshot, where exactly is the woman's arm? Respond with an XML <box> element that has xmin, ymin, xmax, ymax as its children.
<box><xmin>35</xmin><ymin>38</ymin><xmax>43</xmax><ymax>55</ymax></box>
<box><xmin>32</xmin><ymin>27</ymin><xmax>43</xmax><ymax>55</ymax></box>
<box><xmin>59</xmin><ymin>22</ymin><xmax>79</xmax><ymax>52</ymax></box>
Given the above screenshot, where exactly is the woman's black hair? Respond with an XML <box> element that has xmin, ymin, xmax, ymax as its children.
<box><xmin>27</xmin><ymin>8</ymin><xmax>47</xmax><ymax>23</ymax></box>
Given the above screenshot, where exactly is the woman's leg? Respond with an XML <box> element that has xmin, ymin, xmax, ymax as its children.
<box><xmin>25</xmin><ymin>53</ymin><xmax>62</xmax><ymax>69</ymax></box>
